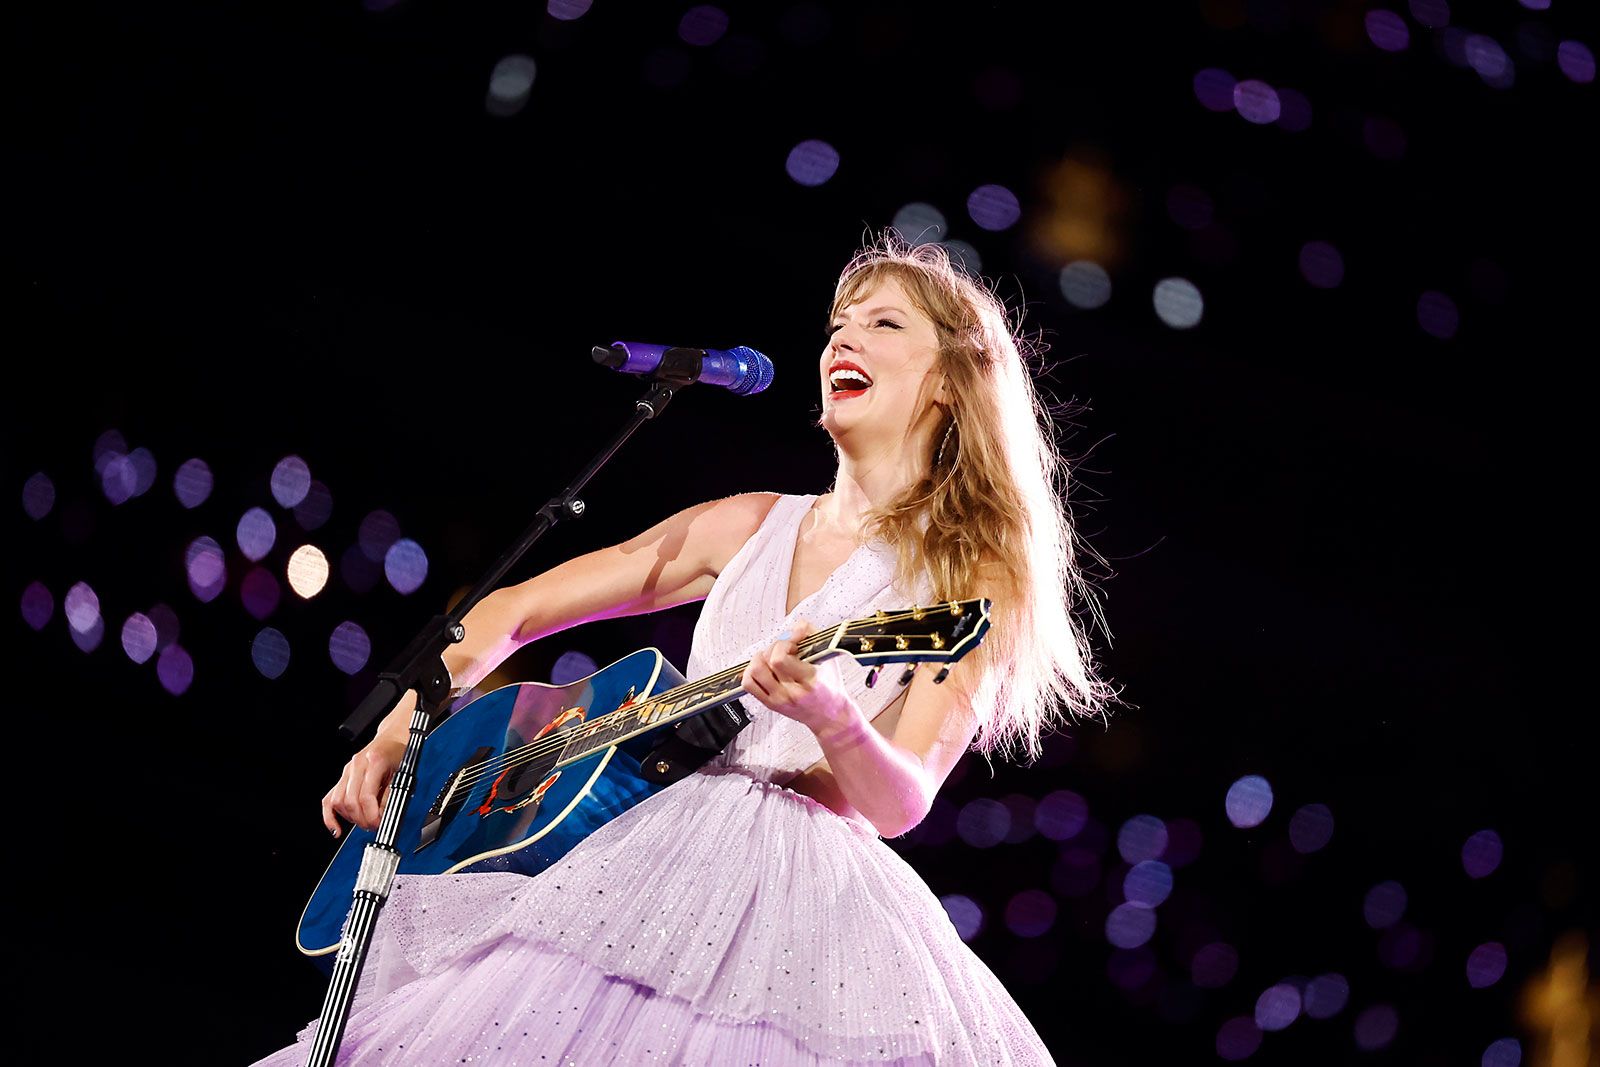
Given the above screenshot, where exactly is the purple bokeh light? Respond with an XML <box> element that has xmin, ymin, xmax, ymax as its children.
<box><xmin>957</xmin><ymin>798</ymin><xmax>1011</xmax><ymax>848</ymax></box>
<box><xmin>1116</xmin><ymin>814</ymin><xmax>1168</xmax><ymax>863</ymax></box>
<box><xmin>21</xmin><ymin>581</ymin><xmax>54</xmax><ymax>630</ymax></box>
<box><xmin>678</xmin><ymin>5</ymin><xmax>729</xmax><ymax>47</ymax></box>
<box><xmin>1192</xmin><ymin>942</ymin><xmax>1239</xmax><ymax>989</ymax></box>
<box><xmin>121</xmin><ymin>613</ymin><xmax>158</xmax><ymax>664</ymax></box>
<box><xmin>174</xmin><ymin>458</ymin><xmax>213</xmax><ymax>509</ymax></box>
<box><xmin>1124</xmin><ymin>860</ymin><xmax>1173</xmax><ymax>908</ymax></box>
<box><xmin>1366</xmin><ymin>10</ymin><xmax>1410</xmax><ymax>52</ymax></box>
<box><xmin>1462</xmin><ymin>829</ymin><xmax>1504</xmax><ymax>878</ymax></box>
<box><xmin>1194</xmin><ymin>67</ymin><xmax>1237</xmax><ymax>112</ymax></box>
<box><xmin>1233</xmin><ymin>79</ymin><xmax>1280</xmax><ymax>124</ymax></box>
<box><xmin>551</xmin><ymin>649</ymin><xmax>598</xmax><ymax>685</ymax></box>
<box><xmin>1418</xmin><ymin>290</ymin><xmax>1460</xmax><ymax>339</ymax></box>
<box><xmin>359</xmin><ymin>509</ymin><xmax>402</xmax><ymax>562</ymax></box>
<box><xmin>1004</xmin><ymin>890</ymin><xmax>1057</xmax><ymax>938</ymax></box>
<box><xmin>23</xmin><ymin>472</ymin><xmax>55</xmax><ymax>520</ymax></box>
<box><xmin>237</xmin><ymin>507</ymin><xmax>277</xmax><ymax>562</ymax></box>
<box><xmin>1216</xmin><ymin>1016</ymin><xmax>1262</xmax><ymax>1061</ymax></box>
<box><xmin>70</xmin><ymin>613</ymin><xmax>105</xmax><ymax>652</ymax></box>
<box><xmin>252</xmin><ymin>627</ymin><xmax>291</xmax><ymax>680</ymax></box>
<box><xmin>1364</xmin><ymin>880</ymin><xmax>1407</xmax><ymax>928</ymax></box>
<box><xmin>329</xmin><ymin>620</ymin><xmax>371</xmax><ymax>675</ymax></box>
<box><xmin>940</xmin><ymin>893</ymin><xmax>984</xmax><ymax>942</ymax></box>
<box><xmin>1304</xmin><ymin>972</ymin><xmax>1349</xmax><ymax>1018</ymax></box>
<box><xmin>342</xmin><ymin>544</ymin><xmax>381</xmax><ymax>594</ymax></box>
<box><xmin>384</xmin><ymin>537</ymin><xmax>429</xmax><ymax>594</ymax></box>
<box><xmin>1409</xmin><ymin>0</ymin><xmax>1449</xmax><ymax>29</ymax></box>
<box><xmin>1466</xmin><ymin>941</ymin><xmax>1508</xmax><ymax>988</ymax></box>
<box><xmin>271</xmin><ymin>455</ymin><xmax>312</xmax><ymax>508</ymax></box>
<box><xmin>64</xmin><ymin>581</ymin><xmax>101</xmax><ymax>634</ymax></box>
<box><xmin>1105</xmin><ymin>903</ymin><xmax>1156</xmax><ymax>949</ymax></box>
<box><xmin>1002</xmin><ymin>794</ymin><xmax>1036</xmax><ymax>844</ymax></box>
<box><xmin>547</xmin><ymin>0</ymin><xmax>592</xmax><ymax>20</ymax></box>
<box><xmin>100</xmin><ymin>451</ymin><xmax>138</xmax><ymax>505</ymax></box>
<box><xmin>293</xmin><ymin>480</ymin><xmax>334</xmax><ymax>531</ymax></box>
<box><xmin>1483</xmin><ymin>1037</ymin><xmax>1522</xmax><ymax>1067</ymax></box>
<box><xmin>157</xmin><ymin>644</ymin><xmax>195</xmax><ymax>695</ymax></box>
<box><xmin>966</xmin><ymin>184</ymin><xmax>1021</xmax><ymax>231</ymax></box>
<box><xmin>1354</xmin><ymin>1004</ymin><xmax>1399</xmax><ymax>1051</ymax></box>
<box><xmin>1289</xmin><ymin>802</ymin><xmax>1336</xmax><ymax>852</ymax></box>
<box><xmin>1298</xmin><ymin>243</ymin><xmax>1344</xmax><ymax>290</ymax></box>
<box><xmin>1225</xmin><ymin>775</ymin><xmax>1273</xmax><ymax>828</ymax></box>
<box><xmin>148</xmin><ymin>603</ymin><xmax>180</xmax><ymax>649</ymax></box>
<box><xmin>241</xmin><ymin>567</ymin><xmax>282</xmax><ymax>620</ymax></box>
<box><xmin>785</xmin><ymin>140</ymin><xmax>839</xmax><ymax>186</ymax></box>
<box><xmin>1255</xmin><ymin>983</ymin><xmax>1302</xmax><ymax>1031</ymax></box>
<box><xmin>1557</xmin><ymin>41</ymin><xmax>1595</xmax><ymax>84</ymax></box>
<box><xmin>1275</xmin><ymin>87</ymin><xmax>1312</xmax><ymax>132</ymax></box>
<box><xmin>1106</xmin><ymin>947</ymin><xmax>1157</xmax><ymax>992</ymax></box>
<box><xmin>185</xmin><ymin>536</ymin><xmax>227</xmax><ymax>602</ymax></box>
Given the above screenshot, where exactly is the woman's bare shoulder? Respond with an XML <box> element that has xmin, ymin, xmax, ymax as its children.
<box><xmin>699</xmin><ymin>492</ymin><xmax>784</xmax><ymax>574</ymax></box>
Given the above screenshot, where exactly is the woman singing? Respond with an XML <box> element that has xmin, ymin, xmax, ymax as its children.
<box><xmin>258</xmin><ymin>235</ymin><xmax>1111</xmax><ymax>1065</ymax></box>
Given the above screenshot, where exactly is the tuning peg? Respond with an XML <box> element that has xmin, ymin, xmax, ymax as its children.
<box><xmin>932</xmin><ymin>666</ymin><xmax>951</xmax><ymax>684</ymax></box>
<box><xmin>898</xmin><ymin>665</ymin><xmax>916</xmax><ymax>687</ymax></box>
<box><xmin>864</xmin><ymin>666</ymin><xmax>881</xmax><ymax>689</ymax></box>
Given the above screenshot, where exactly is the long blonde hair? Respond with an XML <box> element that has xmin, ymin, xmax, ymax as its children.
<box><xmin>829</xmin><ymin>235</ymin><xmax>1114</xmax><ymax>761</ymax></box>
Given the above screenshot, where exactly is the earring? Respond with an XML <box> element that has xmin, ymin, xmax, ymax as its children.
<box><xmin>934</xmin><ymin>418</ymin><xmax>957</xmax><ymax>467</ymax></box>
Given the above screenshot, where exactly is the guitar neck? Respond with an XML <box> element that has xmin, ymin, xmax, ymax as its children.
<box><xmin>552</xmin><ymin>626</ymin><xmax>844</xmax><ymax>766</ymax></box>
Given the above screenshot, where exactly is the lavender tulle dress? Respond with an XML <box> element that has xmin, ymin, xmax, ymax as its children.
<box><xmin>256</xmin><ymin>494</ymin><xmax>1054</xmax><ymax>1065</ymax></box>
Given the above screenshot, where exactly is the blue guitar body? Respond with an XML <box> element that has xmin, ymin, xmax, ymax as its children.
<box><xmin>298</xmin><ymin>648</ymin><xmax>689</xmax><ymax>960</ymax></box>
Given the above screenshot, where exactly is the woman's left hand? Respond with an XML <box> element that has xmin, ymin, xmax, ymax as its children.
<box><xmin>741</xmin><ymin>619</ymin><xmax>852</xmax><ymax>733</ymax></box>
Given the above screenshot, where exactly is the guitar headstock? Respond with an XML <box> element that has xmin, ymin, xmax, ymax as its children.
<box><xmin>819</xmin><ymin>598</ymin><xmax>992</xmax><ymax>675</ymax></box>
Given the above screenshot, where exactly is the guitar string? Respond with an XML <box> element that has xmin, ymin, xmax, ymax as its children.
<box><xmin>436</xmin><ymin>605</ymin><xmax>974</xmax><ymax>796</ymax></box>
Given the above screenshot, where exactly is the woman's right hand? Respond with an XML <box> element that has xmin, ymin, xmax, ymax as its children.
<box><xmin>321</xmin><ymin>735</ymin><xmax>406</xmax><ymax>838</ymax></box>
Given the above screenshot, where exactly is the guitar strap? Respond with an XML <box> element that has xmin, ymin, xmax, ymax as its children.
<box><xmin>638</xmin><ymin>700</ymin><xmax>752</xmax><ymax>784</ymax></box>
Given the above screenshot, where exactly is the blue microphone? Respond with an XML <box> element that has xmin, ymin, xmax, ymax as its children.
<box><xmin>592</xmin><ymin>342</ymin><xmax>774</xmax><ymax>396</ymax></box>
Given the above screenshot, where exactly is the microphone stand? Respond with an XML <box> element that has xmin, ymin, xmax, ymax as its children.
<box><xmin>305</xmin><ymin>363</ymin><xmax>697</xmax><ymax>1067</ymax></box>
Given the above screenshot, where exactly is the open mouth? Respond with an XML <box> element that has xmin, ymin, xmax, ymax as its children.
<box><xmin>827</xmin><ymin>360</ymin><xmax>873</xmax><ymax>398</ymax></box>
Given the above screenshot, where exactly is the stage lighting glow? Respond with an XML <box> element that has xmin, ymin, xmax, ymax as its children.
<box><xmin>679</xmin><ymin>5</ymin><xmax>728</xmax><ymax>47</ymax></box>
<box><xmin>1163</xmin><ymin>817</ymin><xmax>1203</xmax><ymax>868</ymax></box>
<box><xmin>966</xmin><ymin>184</ymin><xmax>1021</xmax><ymax>231</ymax></box>
<box><xmin>384</xmin><ymin>537</ymin><xmax>429</xmax><ymax>594</ymax></box>
<box><xmin>1364</xmin><ymin>880</ymin><xmax>1407</xmax><ymax>928</ymax></box>
<box><xmin>1166</xmin><ymin>185</ymin><xmax>1213</xmax><ymax>231</ymax></box>
<box><xmin>186</xmin><ymin>536</ymin><xmax>227</xmax><ymax>602</ymax></box>
<box><xmin>359</xmin><ymin>509</ymin><xmax>402</xmax><ymax>562</ymax></box>
<box><xmin>1354</xmin><ymin>1004</ymin><xmax>1399</xmax><ymax>1051</ymax></box>
<box><xmin>1289</xmin><ymin>802</ymin><xmax>1335</xmax><ymax>852</ymax></box>
<box><xmin>1105</xmin><ymin>903</ymin><xmax>1156</xmax><ymax>949</ymax></box>
<box><xmin>891</xmin><ymin>202</ymin><xmax>946</xmax><ymax>245</ymax></box>
<box><xmin>1215</xmin><ymin>1016</ymin><xmax>1262</xmax><ymax>1061</ymax></box>
<box><xmin>1002</xmin><ymin>794</ymin><xmax>1036</xmax><ymax>843</ymax></box>
<box><xmin>552</xmin><ymin>649</ymin><xmax>598</xmax><ymax>685</ymax></box>
<box><xmin>241</xmin><ymin>566</ymin><xmax>282</xmax><ymax>620</ymax></box>
<box><xmin>21</xmin><ymin>581</ymin><xmax>53</xmax><ymax>630</ymax></box>
<box><xmin>1233</xmin><ymin>79</ymin><xmax>1281</xmax><ymax>124</ymax></box>
<box><xmin>22</xmin><ymin>472</ymin><xmax>55</xmax><ymax>520</ymax></box>
<box><xmin>1193</xmin><ymin>67</ymin><xmax>1237</xmax><ymax>112</ymax></box>
<box><xmin>271</xmin><ymin>455</ymin><xmax>312</xmax><ymax>508</ymax></box>
<box><xmin>329</xmin><ymin>620</ymin><xmax>371</xmax><ymax>675</ymax></box>
<box><xmin>122</xmin><ymin>612</ymin><xmax>157</xmax><ymax>664</ymax></box>
<box><xmin>547</xmin><ymin>0</ymin><xmax>592</xmax><ymax>20</ymax></box>
<box><xmin>101</xmin><ymin>451</ymin><xmax>138</xmax><ymax>505</ymax></box>
<box><xmin>1225</xmin><ymin>775</ymin><xmax>1273</xmax><ymax>828</ymax></box>
<box><xmin>293</xmin><ymin>480</ymin><xmax>334</xmax><ymax>531</ymax></box>
<box><xmin>1106</xmin><ymin>947</ymin><xmax>1156</xmax><ymax>991</ymax></box>
<box><xmin>1298</xmin><ymin>243</ymin><xmax>1344</xmax><ymax>289</ymax></box>
<box><xmin>1482</xmin><ymin>1037</ymin><xmax>1522</xmax><ymax>1067</ymax></box>
<box><xmin>487</xmin><ymin>54</ymin><xmax>537</xmax><ymax>117</ymax></box>
<box><xmin>1117</xmin><ymin>814</ymin><xmax>1168</xmax><ymax>863</ymax></box>
<box><xmin>65</xmin><ymin>581</ymin><xmax>101</xmax><ymax>634</ymax></box>
<box><xmin>1059</xmin><ymin>261</ymin><xmax>1111</xmax><ymax>310</ymax></box>
<box><xmin>785</xmin><ymin>139</ymin><xmax>839</xmax><ymax>186</ymax></box>
<box><xmin>1418</xmin><ymin>290</ymin><xmax>1460</xmax><ymax>339</ymax></box>
<box><xmin>957</xmin><ymin>797</ymin><xmax>1011</xmax><ymax>848</ymax></box>
<box><xmin>70</xmin><ymin>614</ymin><xmax>105</xmax><ymax>652</ymax></box>
<box><xmin>1408</xmin><ymin>0</ymin><xmax>1450</xmax><ymax>29</ymax></box>
<box><xmin>1558</xmin><ymin>40</ymin><xmax>1596</xmax><ymax>83</ymax></box>
<box><xmin>940</xmin><ymin>893</ymin><xmax>984</xmax><ymax>942</ymax></box>
<box><xmin>1275</xmin><ymin>87</ymin><xmax>1312</xmax><ymax>132</ymax></box>
<box><xmin>174</xmin><ymin>458</ymin><xmax>213</xmax><ymax>508</ymax></box>
<box><xmin>1366</xmin><ymin>10</ymin><xmax>1410</xmax><ymax>52</ymax></box>
<box><xmin>1192</xmin><ymin>942</ymin><xmax>1239</xmax><ymax>988</ymax></box>
<box><xmin>1467</xmin><ymin>941</ymin><xmax>1508</xmax><ymax>988</ymax></box>
<box><xmin>1462</xmin><ymin>828</ymin><xmax>1503</xmax><ymax>878</ymax></box>
<box><xmin>1124</xmin><ymin>860</ymin><xmax>1173</xmax><ymax>908</ymax></box>
<box><xmin>1364</xmin><ymin>116</ymin><xmax>1407</xmax><ymax>160</ymax></box>
<box><xmin>158</xmin><ymin>644</ymin><xmax>195</xmax><ymax>695</ymax></box>
<box><xmin>1518</xmin><ymin>0</ymin><xmax>1550</xmax><ymax>10</ymax></box>
<box><xmin>1468</xmin><ymin>35</ymin><xmax>1514</xmax><ymax>87</ymax></box>
<box><xmin>1004</xmin><ymin>890</ymin><xmax>1057</xmax><ymax>938</ymax></box>
<box><xmin>1035</xmin><ymin>789</ymin><xmax>1088</xmax><ymax>841</ymax></box>
<box><xmin>1304</xmin><ymin>972</ymin><xmax>1349</xmax><ymax>1018</ymax></box>
<box><xmin>940</xmin><ymin>239</ymin><xmax>981</xmax><ymax>275</ymax></box>
<box><xmin>237</xmin><ymin>507</ymin><xmax>277</xmax><ymax>562</ymax></box>
<box><xmin>252</xmin><ymin>627</ymin><xmax>291</xmax><ymax>680</ymax></box>
<box><xmin>149</xmin><ymin>602</ymin><xmax>180</xmax><ymax>649</ymax></box>
<box><xmin>92</xmin><ymin>429</ymin><xmax>127</xmax><ymax>466</ymax></box>
<box><xmin>1153</xmin><ymin>277</ymin><xmax>1204</xmax><ymax>330</ymax></box>
<box><xmin>342</xmin><ymin>543</ymin><xmax>380</xmax><ymax>593</ymax></box>
<box><xmin>1256</xmin><ymin>983</ymin><xmax>1301</xmax><ymax>1031</ymax></box>
<box><xmin>1050</xmin><ymin>847</ymin><xmax>1100</xmax><ymax>897</ymax></box>
<box><xmin>287</xmin><ymin>544</ymin><xmax>331</xmax><ymax>599</ymax></box>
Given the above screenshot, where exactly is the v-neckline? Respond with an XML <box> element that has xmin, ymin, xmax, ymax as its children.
<box><xmin>779</xmin><ymin>494</ymin><xmax>873</xmax><ymax>619</ymax></box>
